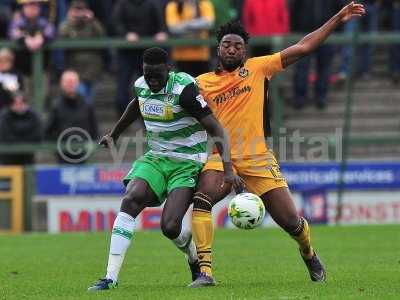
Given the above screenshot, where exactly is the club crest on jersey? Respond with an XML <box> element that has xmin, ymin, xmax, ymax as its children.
<box><xmin>138</xmin><ymin>89</ymin><xmax>150</xmax><ymax>97</ymax></box>
<box><xmin>239</xmin><ymin>67</ymin><xmax>249</xmax><ymax>78</ymax></box>
<box><xmin>165</xmin><ymin>94</ymin><xmax>175</xmax><ymax>104</ymax></box>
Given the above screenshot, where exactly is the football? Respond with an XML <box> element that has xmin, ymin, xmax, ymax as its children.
<box><xmin>228</xmin><ymin>193</ymin><xmax>266</xmax><ymax>229</ymax></box>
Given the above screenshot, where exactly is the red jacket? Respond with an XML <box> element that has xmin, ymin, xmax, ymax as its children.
<box><xmin>243</xmin><ymin>0</ymin><xmax>289</xmax><ymax>36</ymax></box>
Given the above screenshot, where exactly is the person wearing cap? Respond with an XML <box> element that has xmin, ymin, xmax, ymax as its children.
<box><xmin>8</xmin><ymin>0</ymin><xmax>55</xmax><ymax>75</ymax></box>
<box><xmin>59</xmin><ymin>0</ymin><xmax>105</xmax><ymax>103</ymax></box>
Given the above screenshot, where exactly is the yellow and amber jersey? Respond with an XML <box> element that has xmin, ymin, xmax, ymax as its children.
<box><xmin>166</xmin><ymin>0</ymin><xmax>214</xmax><ymax>61</ymax></box>
<box><xmin>196</xmin><ymin>53</ymin><xmax>283</xmax><ymax>158</ymax></box>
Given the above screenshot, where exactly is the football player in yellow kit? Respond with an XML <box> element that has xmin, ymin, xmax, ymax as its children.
<box><xmin>189</xmin><ymin>2</ymin><xmax>365</xmax><ymax>287</ymax></box>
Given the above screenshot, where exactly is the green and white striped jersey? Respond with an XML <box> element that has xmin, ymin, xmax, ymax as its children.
<box><xmin>134</xmin><ymin>71</ymin><xmax>211</xmax><ymax>164</ymax></box>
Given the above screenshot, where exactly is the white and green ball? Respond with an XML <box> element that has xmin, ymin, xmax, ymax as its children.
<box><xmin>228</xmin><ymin>193</ymin><xmax>266</xmax><ymax>230</ymax></box>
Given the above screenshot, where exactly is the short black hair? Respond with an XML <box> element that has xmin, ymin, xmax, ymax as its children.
<box><xmin>216</xmin><ymin>20</ymin><xmax>250</xmax><ymax>44</ymax></box>
<box><xmin>143</xmin><ymin>47</ymin><xmax>168</xmax><ymax>65</ymax></box>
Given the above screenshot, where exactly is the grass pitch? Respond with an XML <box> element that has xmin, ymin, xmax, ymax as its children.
<box><xmin>1</xmin><ymin>225</ymin><xmax>399</xmax><ymax>299</ymax></box>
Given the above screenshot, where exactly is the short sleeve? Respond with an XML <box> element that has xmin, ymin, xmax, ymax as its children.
<box><xmin>179</xmin><ymin>83</ymin><xmax>212</xmax><ymax>120</ymax></box>
<box><xmin>248</xmin><ymin>52</ymin><xmax>283</xmax><ymax>80</ymax></box>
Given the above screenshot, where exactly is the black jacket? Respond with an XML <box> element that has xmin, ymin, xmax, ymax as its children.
<box><xmin>45</xmin><ymin>94</ymin><xmax>98</xmax><ymax>140</ymax></box>
<box><xmin>111</xmin><ymin>0</ymin><xmax>165</xmax><ymax>37</ymax></box>
<box><xmin>45</xmin><ymin>94</ymin><xmax>98</xmax><ymax>164</ymax></box>
<box><xmin>290</xmin><ymin>0</ymin><xmax>343</xmax><ymax>32</ymax></box>
<box><xmin>0</xmin><ymin>108</ymin><xmax>42</xmax><ymax>165</ymax></box>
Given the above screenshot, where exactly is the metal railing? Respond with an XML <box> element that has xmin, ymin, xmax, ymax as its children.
<box><xmin>2</xmin><ymin>33</ymin><xmax>400</xmax><ymax>229</ymax></box>
<box><xmin>1</xmin><ymin>33</ymin><xmax>400</xmax><ymax>155</ymax></box>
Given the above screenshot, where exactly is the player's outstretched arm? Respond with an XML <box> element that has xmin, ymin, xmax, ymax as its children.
<box><xmin>281</xmin><ymin>1</ymin><xmax>365</xmax><ymax>68</ymax></box>
<box><xmin>99</xmin><ymin>99</ymin><xmax>141</xmax><ymax>148</ymax></box>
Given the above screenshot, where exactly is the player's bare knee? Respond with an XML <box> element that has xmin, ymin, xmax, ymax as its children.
<box><xmin>197</xmin><ymin>171</ymin><xmax>230</xmax><ymax>196</ymax></box>
<box><xmin>127</xmin><ymin>181</ymin><xmax>148</xmax><ymax>202</ymax></box>
<box><xmin>120</xmin><ymin>182</ymin><xmax>147</xmax><ymax>216</ymax></box>
<box><xmin>160</xmin><ymin>218</ymin><xmax>181</xmax><ymax>240</ymax></box>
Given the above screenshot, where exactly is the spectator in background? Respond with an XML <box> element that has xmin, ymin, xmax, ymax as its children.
<box><xmin>112</xmin><ymin>0</ymin><xmax>167</xmax><ymax>116</ymax></box>
<box><xmin>8</xmin><ymin>0</ymin><xmax>56</xmax><ymax>76</ymax></box>
<box><xmin>0</xmin><ymin>92</ymin><xmax>42</xmax><ymax>165</ymax></box>
<box><xmin>290</xmin><ymin>0</ymin><xmax>341</xmax><ymax>110</ymax></box>
<box><xmin>0</xmin><ymin>1</ymin><xmax>15</xmax><ymax>39</ymax></box>
<box><xmin>59</xmin><ymin>0</ymin><xmax>105</xmax><ymax>103</ymax></box>
<box><xmin>85</xmin><ymin>0</ymin><xmax>115</xmax><ymax>33</ymax></box>
<box><xmin>242</xmin><ymin>0</ymin><xmax>289</xmax><ymax>56</ymax></box>
<box><xmin>42</xmin><ymin>0</ymin><xmax>68</xmax><ymax>26</ymax></box>
<box><xmin>155</xmin><ymin>0</ymin><xmax>170</xmax><ymax>32</ymax></box>
<box><xmin>337</xmin><ymin>0</ymin><xmax>380</xmax><ymax>81</ymax></box>
<box><xmin>209</xmin><ymin>0</ymin><xmax>238</xmax><ymax>32</ymax></box>
<box><xmin>233</xmin><ymin>0</ymin><xmax>245</xmax><ymax>22</ymax></box>
<box><xmin>0</xmin><ymin>12</ymin><xmax>10</xmax><ymax>40</ymax></box>
<box><xmin>166</xmin><ymin>0</ymin><xmax>215</xmax><ymax>76</ymax></box>
<box><xmin>45</xmin><ymin>70</ymin><xmax>98</xmax><ymax>164</ymax></box>
<box><xmin>390</xmin><ymin>0</ymin><xmax>400</xmax><ymax>83</ymax></box>
<box><xmin>84</xmin><ymin>0</ymin><xmax>117</xmax><ymax>74</ymax></box>
<box><xmin>0</xmin><ymin>48</ymin><xmax>24</xmax><ymax>111</ymax></box>
<box><xmin>45</xmin><ymin>0</ymin><xmax>70</xmax><ymax>78</ymax></box>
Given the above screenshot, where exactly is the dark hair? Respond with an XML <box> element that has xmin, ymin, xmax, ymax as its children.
<box><xmin>143</xmin><ymin>47</ymin><xmax>168</xmax><ymax>65</ymax></box>
<box><xmin>216</xmin><ymin>20</ymin><xmax>250</xmax><ymax>44</ymax></box>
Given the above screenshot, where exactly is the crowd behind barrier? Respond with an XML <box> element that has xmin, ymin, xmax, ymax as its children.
<box><xmin>0</xmin><ymin>0</ymin><xmax>399</xmax><ymax>165</ymax></box>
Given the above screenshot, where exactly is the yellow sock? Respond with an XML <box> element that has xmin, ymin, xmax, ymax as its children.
<box><xmin>291</xmin><ymin>217</ymin><xmax>314</xmax><ymax>260</ymax></box>
<box><xmin>192</xmin><ymin>209</ymin><xmax>214</xmax><ymax>276</ymax></box>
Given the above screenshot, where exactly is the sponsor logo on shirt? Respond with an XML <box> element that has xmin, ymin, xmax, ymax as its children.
<box><xmin>212</xmin><ymin>85</ymin><xmax>252</xmax><ymax>105</ymax></box>
<box><xmin>142</xmin><ymin>103</ymin><xmax>165</xmax><ymax>117</ymax></box>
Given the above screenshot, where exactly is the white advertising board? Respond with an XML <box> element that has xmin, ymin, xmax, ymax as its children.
<box><xmin>46</xmin><ymin>191</ymin><xmax>400</xmax><ymax>233</ymax></box>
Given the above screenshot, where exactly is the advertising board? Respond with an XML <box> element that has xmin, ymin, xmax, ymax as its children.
<box><xmin>47</xmin><ymin>191</ymin><xmax>400</xmax><ymax>233</ymax></box>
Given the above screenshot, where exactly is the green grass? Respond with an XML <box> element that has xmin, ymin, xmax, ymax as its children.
<box><xmin>1</xmin><ymin>225</ymin><xmax>399</xmax><ymax>299</ymax></box>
